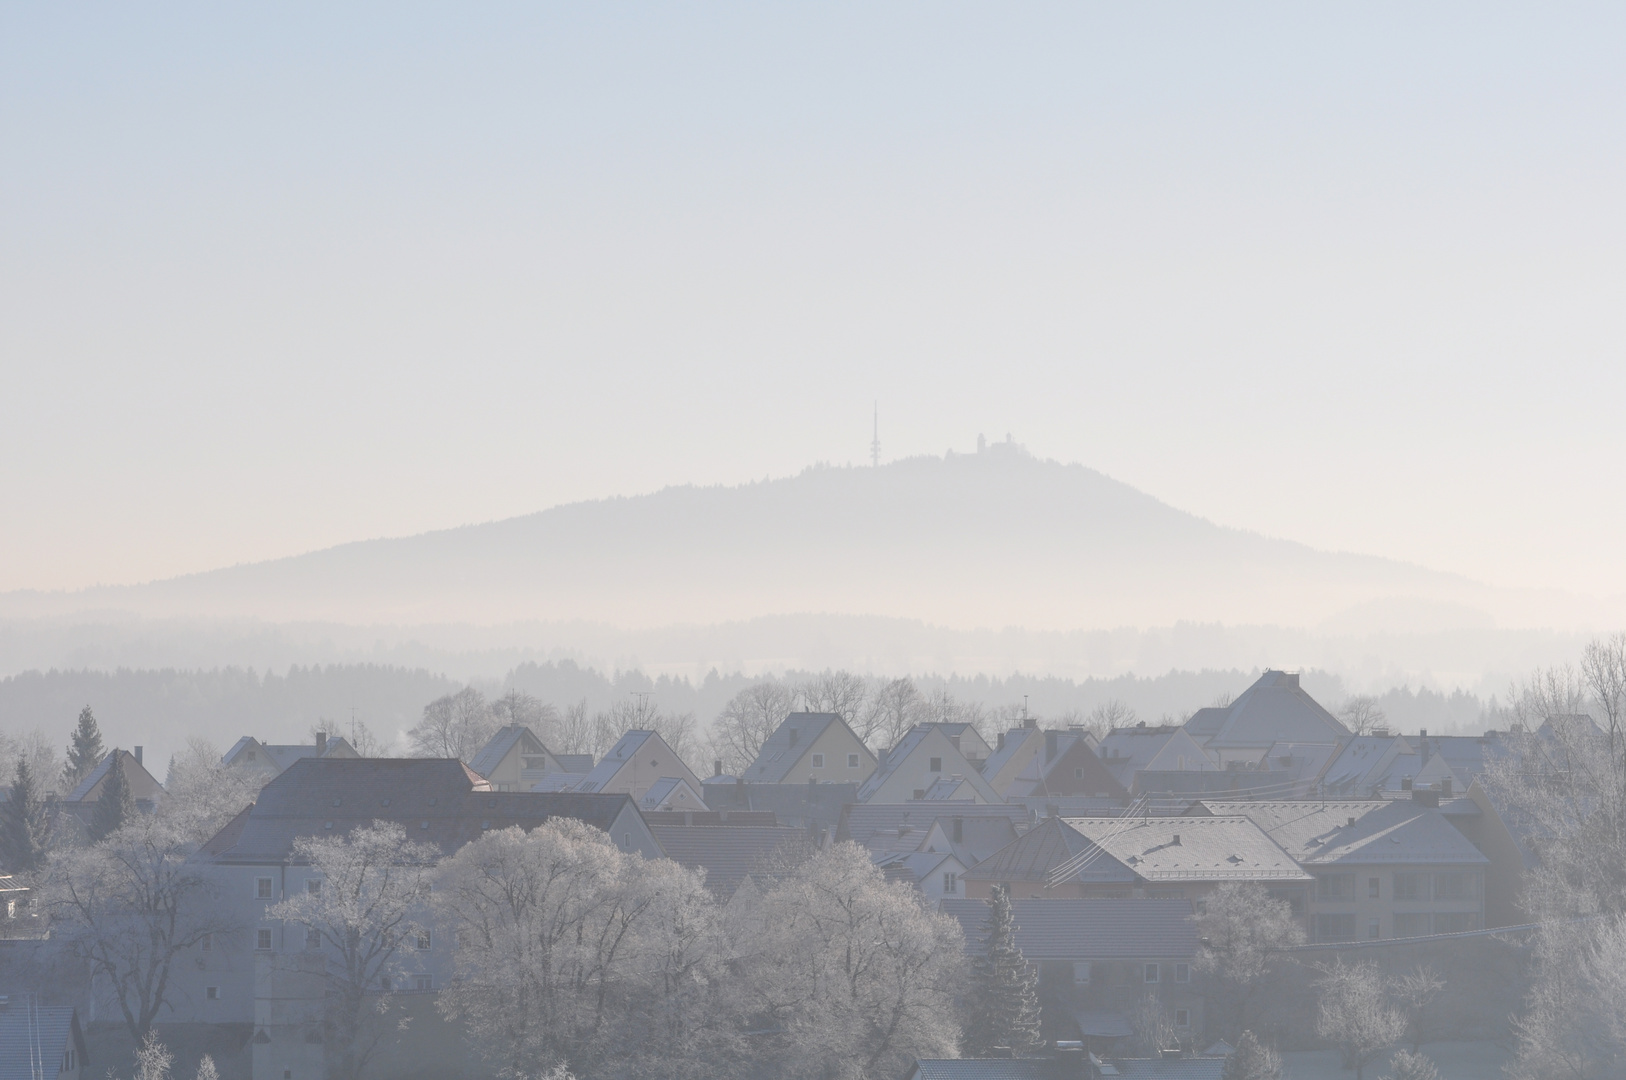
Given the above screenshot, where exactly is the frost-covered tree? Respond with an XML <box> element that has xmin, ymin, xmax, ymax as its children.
<box><xmin>1382</xmin><ymin>1050</ymin><xmax>1440</xmax><ymax>1080</ymax></box>
<box><xmin>64</xmin><ymin>706</ymin><xmax>105</xmax><ymax>790</ymax></box>
<box><xmin>0</xmin><ymin>758</ymin><xmax>49</xmax><ymax>875</ymax></box>
<box><xmin>961</xmin><ymin>886</ymin><xmax>1041</xmax><ymax>1056</ymax></box>
<box><xmin>1195</xmin><ymin>883</ymin><xmax>1303</xmax><ymax>1039</ymax></box>
<box><xmin>161</xmin><ymin>738</ymin><xmax>264</xmax><ymax>840</ymax></box>
<box><xmin>1221</xmin><ymin>1030</ymin><xmax>1281</xmax><ymax>1080</ymax></box>
<box><xmin>90</xmin><ymin>751</ymin><xmax>136</xmax><ymax>842</ymax></box>
<box><xmin>268</xmin><ymin>822</ymin><xmax>438</xmax><ymax>1080</ymax></box>
<box><xmin>434</xmin><ymin>820</ymin><xmax>742</xmax><ymax>1080</ymax></box>
<box><xmin>1314</xmin><ymin>959</ymin><xmax>1407</xmax><ymax>1080</ymax></box>
<box><xmin>409</xmin><ymin>687</ymin><xmax>497</xmax><ymax>761</ymax></box>
<box><xmin>742</xmin><ymin>842</ymin><xmax>964</xmax><ymax>1080</ymax></box>
<box><xmin>134</xmin><ymin>1030</ymin><xmax>173</xmax><ymax>1080</ymax></box>
<box><xmin>46</xmin><ymin>815</ymin><xmax>238</xmax><ymax>1041</ymax></box>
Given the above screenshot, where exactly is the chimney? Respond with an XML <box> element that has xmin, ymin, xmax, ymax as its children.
<box><xmin>1025</xmin><ymin>715</ymin><xmax>1038</xmax><ymax>730</ymax></box>
<box><xmin>1347</xmin><ymin>816</ymin><xmax>1356</xmax><ymax>827</ymax></box>
<box><xmin>1441</xmin><ymin>777</ymin><xmax>1453</xmax><ymax>797</ymax></box>
<box><xmin>134</xmin><ymin>746</ymin><xmax>143</xmax><ymax>766</ymax></box>
<box><xmin>997</xmin><ymin>732</ymin><xmax>1006</xmax><ymax>752</ymax></box>
<box><xmin>316</xmin><ymin>731</ymin><xmax>327</xmax><ymax>755</ymax></box>
<box><xmin>1401</xmin><ymin>777</ymin><xmax>1413</xmax><ymax>791</ymax></box>
<box><xmin>1420</xmin><ymin>728</ymin><xmax>1428</xmax><ymax>739</ymax></box>
<box><xmin>735</xmin><ymin>776</ymin><xmax>745</xmax><ymax>790</ymax></box>
<box><xmin>714</xmin><ymin>760</ymin><xmax>723</xmax><ymax>777</ymax></box>
<box><xmin>789</xmin><ymin>729</ymin><xmax>798</xmax><ymax>746</ymax></box>
<box><xmin>953</xmin><ymin>816</ymin><xmax>964</xmax><ymax>843</ymax></box>
<box><xmin>1171</xmin><ymin>833</ymin><xmax>1180</xmax><ymax>845</ymax></box>
<box><xmin>1412</xmin><ymin>788</ymin><xmax>1440</xmax><ymax>808</ymax></box>
<box><xmin>1045</xmin><ymin>730</ymin><xmax>1058</xmax><ymax>761</ymax></box>
<box><xmin>808</xmin><ymin>776</ymin><xmax>817</xmax><ymax>787</ymax></box>
<box><xmin>877</xmin><ymin>748</ymin><xmax>890</xmax><ymax>770</ymax></box>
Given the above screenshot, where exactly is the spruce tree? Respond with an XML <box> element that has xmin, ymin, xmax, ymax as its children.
<box><xmin>89</xmin><ymin>751</ymin><xmax>134</xmax><ymax>842</ymax></box>
<box><xmin>962</xmin><ymin>885</ymin><xmax>1042</xmax><ymax>1056</ymax></box>
<box><xmin>0</xmin><ymin>758</ymin><xmax>48</xmax><ymax>875</ymax></box>
<box><xmin>64</xmin><ymin>706</ymin><xmax>105</xmax><ymax>790</ymax></box>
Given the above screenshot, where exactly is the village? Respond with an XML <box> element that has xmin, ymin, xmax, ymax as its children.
<box><xmin>0</xmin><ymin>665</ymin><xmax>1578</xmax><ymax>1080</ymax></box>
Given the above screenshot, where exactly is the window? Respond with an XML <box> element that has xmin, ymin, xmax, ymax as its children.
<box><xmin>307</xmin><ymin>879</ymin><xmax>322</xmax><ymax>895</ymax></box>
<box><xmin>257</xmin><ymin>929</ymin><xmax>273</xmax><ymax>951</ymax></box>
<box><xmin>1267</xmin><ymin>886</ymin><xmax>1305</xmax><ymax>917</ymax></box>
<box><xmin>1175</xmin><ymin>1009</ymin><xmax>1190</xmax><ymax>1028</ymax></box>
<box><xmin>1075</xmin><ymin>768</ymin><xmax>1085</xmax><ymax>779</ymax></box>
<box><xmin>848</xmin><ymin>754</ymin><xmax>860</xmax><ymax>768</ymax></box>
<box><xmin>1434</xmin><ymin>912</ymin><xmax>1478</xmax><ymax>934</ymax></box>
<box><xmin>1369</xmin><ymin>877</ymin><xmax>1381</xmax><ymax>899</ymax></box>
<box><xmin>307</xmin><ymin>928</ymin><xmax>322</xmax><ymax>951</ymax></box>
<box><xmin>1434</xmin><ymin>872</ymin><xmax>1479</xmax><ymax>901</ymax></box>
<box><xmin>1393</xmin><ymin>912</ymin><xmax>1431</xmax><ymax>937</ymax></box>
<box><xmin>1394</xmin><ymin>873</ymin><xmax>1431</xmax><ymax>901</ymax></box>
<box><xmin>811</xmin><ymin>754</ymin><xmax>825</xmax><ymax>769</ymax></box>
<box><xmin>417</xmin><ymin>930</ymin><xmax>432</xmax><ymax>950</ymax></box>
<box><xmin>1369</xmin><ymin>919</ymin><xmax>1381</xmax><ymax>940</ymax></box>
<box><xmin>1313</xmin><ymin>914</ymin><xmax>1357</xmax><ymax>943</ymax></box>
<box><xmin>206</xmin><ymin>986</ymin><xmax>220</xmax><ymax>1001</ymax></box>
<box><xmin>929</xmin><ymin>757</ymin><xmax>942</xmax><ymax>772</ymax></box>
<box><xmin>1315</xmin><ymin>874</ymin><xmax>1355</xmax><ymax>901</ymax></box>
<box><xmin>942</xmin><ymin>872</ymin><xmax>958</xmax><ymax>895</ymax></box>
<box><xmin>1174</xmin><ymin>963</ymin><xmax>1189</xmax><ymax>984</ymax></box>
<box><xmin>256</xmin><ymin>877</ymin><xmax>273</xmax><ymax>899</ymax></box>
<box><xmin>201</xmin><ymin>933</ymin><xmax>212</xmax><ymax>953</ymax></box>
<box><xmin>415</xmin><ymin>975</ymin><xmax>432</xmax><ymax>991</ymax></box>
<box><xmin>1144</xmin><ymin>963</ymin><xmax>1159</xmax><ymax>983</ymax></box>
<box><xmin>1072</xmin><ymin>962</ymin><xmax>1091</xmax><ymax>985</ymax></box>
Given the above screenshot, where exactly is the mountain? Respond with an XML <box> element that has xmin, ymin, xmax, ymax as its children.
<box><xmin>0</xmin><ymin>446</ymin><xmax>1578</xmax><ymax>631</ymax></box>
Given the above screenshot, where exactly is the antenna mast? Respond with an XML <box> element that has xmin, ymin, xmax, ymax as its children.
<box><xmin>870</xmin><ymin>403</ymin><xmax>880</xmax><ymax>467</ymax></box>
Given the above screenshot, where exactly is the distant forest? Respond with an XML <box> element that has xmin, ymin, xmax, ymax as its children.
<box><xmin>0</xmin><ymin>661</ymin><xmax>1492</xmax><ymax>780</ymax></box>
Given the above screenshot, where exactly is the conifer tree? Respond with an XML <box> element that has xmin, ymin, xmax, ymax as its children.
<box><xmin>1222</xmin><ymin>1030</ymin><xmax>1282</xmax><ymax>1080</ymax></box>
<box><xmin>64</xmin><ymin>706</ymin><xmax>105</xmax><ymax>790</ymax></box>
<box><xmin>90</xmin><ymin>751</ymin><xmax>134</xmax><ymax>842</ymax></box>
<box><xmin>0</xmin><ymin>758</ymin><xmax>48</xmax><ymax>875</ymax></box>
<box><xmin>961</xmin><ymin>885</ymin><xmax>1042</xmax><ymax>1056</ymax></box>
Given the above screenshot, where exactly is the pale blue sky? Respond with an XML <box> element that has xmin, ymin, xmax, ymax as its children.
<box><xmin>4</xmin><ymin>4</ymin><xmax>1624</xmax><ymax>606</ymax></box>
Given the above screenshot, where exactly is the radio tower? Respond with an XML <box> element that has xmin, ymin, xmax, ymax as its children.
<box><xmin>870</xmin><ymin>403</ymin><xmax>880</xmax><ymax>467</ymax></box>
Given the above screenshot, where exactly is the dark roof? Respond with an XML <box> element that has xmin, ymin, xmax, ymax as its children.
<box><xmin>203</xmin><ymin>757</ymin><xmax>641</xmax><ymax>863</ymax></box>
<box><xmin>964</xmin><ymin>817</ymin><xmax>1136</xmax><ymax>886</ymax></box>
<box><xmin>703</xmin><ymin>781</ymin><xmax>859</xmax><ymax>831</ymax></box>
<box><xmin>649</xmin><ymin>825</ymin><xmax>807</xmax><ymax>896</ymax></box>
<box><xmin>942</xmin><ymin>897</ymin><xmax>1198</xmax><ymax>959</ymax></box>
<box><xmin>555</xmin><ymin>754</ymin><xmax>595</xmax><ymax>773</ymax></box>
<box><xmin>1185</xmin><ymin>671</ymin><xmax>1348</xmax><ymax>750</ymax></box>
<box><xmin>837</xmin><ymin>803</ymin><xmax>1031</xmax><ymax>850</ymax></box>
<box><xmin>0</xmin><ymin>1003</ymin><xmax>83</xmax><ymax>1080</ymax></box>
<box><xmin>202</xmin><ymin>804</ymin><xmax>255</xmax><ymax>857</ymax></box>
<box><xmin>643</xmin><ymin>810</ymin><xmax>778</xmax><ymax>826</ymax></box>
<box><xmin>1114</xmin><ymin>1060</ymin><xmax>1226</xmax><ymax>1079</ymax></box>
<box><xmin>468</xmin><ymin>725</ymin><xmax>548</xmax><ymax>780</ymax></box>
<box><xmin>910</xmin><ymin>1060</ymin><xmax>1058</xmax><ymax>1080</ymax></box>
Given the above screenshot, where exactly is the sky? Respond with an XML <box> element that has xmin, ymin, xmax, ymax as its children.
<box><xmin>4</xmin><ymin>4</ymin><xmax>1625</xmax><ymax>605</ymax></box>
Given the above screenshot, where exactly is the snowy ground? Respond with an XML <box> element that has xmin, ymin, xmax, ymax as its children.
<box><xmin>1279</xmin><ymin>1041</ymin><xmax>1511</xmax><ymax>1079</ymax></box>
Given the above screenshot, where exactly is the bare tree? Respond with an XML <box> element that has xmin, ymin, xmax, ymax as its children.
<box><xmin>710</xmin><ymin>682</ymin><xmax>794</xmax><ymax>775</ymax></box>
<box><xmin>490</xmin><ymin>690</ymin><xmax>561</xmax><ymax>746</ymax></box>
<box><xmin>861</xmin><ymin>678</ymin><xmax>927</xmax><ymax>751</ymax></box>
<box><xmin>268</xmin><ymin>822</ymin><xmax>439</xmax><ymax>1080</ymax></box>
<box><xmin>1195</xmin><ymin>883</ymin><xmax>1304</xmax><ymax>1040</ymax></box>
<box><xmin>796</xmin><ymin>671</ymin><xmax>870</xmax><ymax>724</ymax></box>
<box><xmin>408</xmin><ymin>687</ymin><xmax>497</xmax><ymax>761</ymax></box>
<box><xmin>1393</xmin><ymin>965</ymin><xmax>1444</xmax><ymax>1052</ymax></box>
<box><xmin>311</xmin><ymin>716</ymin><xmax>395</xmax><ymax>758</ymax></box>
<box><xmin>1086</xmin><ymin>699</ymin><xmax>1137</xmax><ymax>735</ymax></box>
<box><xmin>1340</xmin><ymin>696</ymin><xmax>1388</xmax><ymax>736</ymax></box>
<box><xmin>740</xmin><ymin>842</ymin><xmax>964</xmax><ymax>1080</ymax></box>
<box><xmin>1130</xmin><ymin>992</ymin><xmax>1177</xmax><ymax>1056</ymax></box>
<box><xmin>46</xmin><ymin>815</ymin><xmax>240</xmax><ymax>1041</ymax></box>
<box><xmin>1314</xmin><ymin>959</ymin><xmax>1408</xmax><ymax>1080</ymax></box>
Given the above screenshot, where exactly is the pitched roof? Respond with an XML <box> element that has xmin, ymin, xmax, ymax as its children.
<box><xmin>65</xmin><ymin>749</ymin><xmax>164</xmax><ymax>803</ymax></box>
<box><xmin>639</xmin><ymin>776</ymin><xmax>706</xmax><ymax>810</ymax></box>
<box><xmin>980</xmin><ymin>727</ymin><xmax>1040</xmax><ymax>780</ymax></box>
<box><xmin>964</xmin><ymin>816</ymin><xmax>1137</xmax><ymax>886</ymax></box>
<box><xmin>468</xmin><ymin>725</ymin><xmax>548</xmax><ymax>781</ymax></box>
<box><xmin>555</xmin><ymin>753</ymin><xmax>595</xmax><ymax>773</ymax></box>
<box><xmin>1113</xmin><ymin>1059</ymin><xmax>1227</xmax><ymax>1079</ymax></box>
<box><xmin>941</xmin><ymin>897</ymin><xmax>1198</xmax><ymax>959</ymax></box>
<box><xmin>746</xmin><ymin>713</ymin><xmax>870</xmax><ymax>783</ymax></box>
<box><xmin>1095</xmin><ymin>726</ymin><xmax>1214</xmax><ymax>789</ymax></box>
<box><xmin>1201</xmin><ymin>799</ymin><xmax>1488</xmax><ymax>866</ymax></box>
<box><xmin>648</xmin><ymin>825</ymin><xmax>807</xmax><ymax>896</ymax></box>
<box><xmin>857</xmin><ymin>726</ymin><xmax>1002</xmax><ymax>803</ymax></box>
<box><xmin>909</xmin><ymin>1060</ymin><xmax>1058</xmax><ymax>1080</ymax></box>
<box><xmin>702</xmin><ymin>781</ymin><xmax>860</xmax><ymax>831</ymax></box>
<box><xmin>0</xmin><ymin>1003</ymin><xmax>83</xmax><ymax>1080</ymax></box>
<box><xmin>1185</xmin><ymin>671</ymin><xmax>1349</xmax><ymax>750</ymax></box>
<box><xmin>1062</xmin><ymin>815</ymin><xmax>1312</xmax><ymax>882</ymax></box>
<box><xmin>837</xmin><ymin>803</ymin><xmax>1032</xmax><ymax>851</ymax></box>
<box><xmin>223</xmin><ymin>736</ymin><xmax>358</xmax><ymax>773</ymax></box>
<box><xmin>203</xmin><ymin>757</ymin><xmax>642</xmax><ymax>863</ymax></box>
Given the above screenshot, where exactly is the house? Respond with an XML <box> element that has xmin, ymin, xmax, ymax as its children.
<box><xmin>1003</xmin><ymin>731</ymin><xmax>1129</xmax><ymax>805</ymax></box>
<box><xmin>837</xmin><ymin>803</ymin><xmax>1031</xmax><ymax>863</ymax></box>
<box><xmin>916</xmin><ymin>722</ymin><xmax>993</xmax><ymax>766</ymax></box>
<box><xmin>1182</xmin><ymin>671</ymin><xmax>1349</xmax><ymax>764</ymax></box>
<box><xmin>573</xmin><ymin>730</ymin><xmax>703</xmax><ymax>802</ymax></box>
<box><xmin>639</xmin><ymin>776</ymin><xmax>708</xmax><ymax>813</ymax></box>
<box><xmin>648</xmin><ymin>824</ymin><xmax>809</xmax><ymax>898</ymax></box>
<box><xmin>981</xmin><ymin>724</ymin><xmax>1046</xmax><ymax>798</ymax></box>
<box><xmin>876</xmin><ymin>850</ymin><xmax>973</xmax><ymax>906</ymax></box>
<box><xmin>1184</xmin><ymin>797</ymin><xmax>1489</xmax><ymax>940</ymax></box>
<box><xmin>177</xmin><ymin>758</ymin><xmax>661</xmax><ymax>1027</ymax></box>
<box><xmin>1061</xmin><ymin>816</ymin><xmax>1313</xmax><ymax>909</ymax></box>
<box><xmin>743</xmin><ymin>712</ymin><xmax>877</xmax><ymax>785</ymax></box>
<box><xmin>56</xmin><ymin>749</ymin><xmax>166</xmax><ymax>839</ymax></box>
<box><xmin>942</xmin><ymin>898</ymin><xmax>1205</xmax><ymax>1050</ymax></box>
<box><xmin>467</xmin><ymin>726</ymin><xmax>566</xmax><ymax>791</ymax></box>
<box><xmin>1093</xmin><ymin>726</ymin><xmax>1216</xmax><ymax>792</ymax></box>
<box><xmin>222</xmin><ymin>732</ymin><xmax>358</xmax><ymax>778</ymax></box>
<box><xmin>702</xmin><ymin>779</ymin><xmax>860</xmax><ymax>834</ymax></box>
<box><xmin>962</xmin><ymin>816</ymin><xmax>1138</xmax><ymax>900</ymax></box>
<box><xmin>0</xmin><ymin>1000</ymin><xmax>87</xmax><ymax>1080</ymax></box>
<box><xmin>857</xmin><ymin>727</ymin><xmax>1004</xmax><ymax>804</ymax></box>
